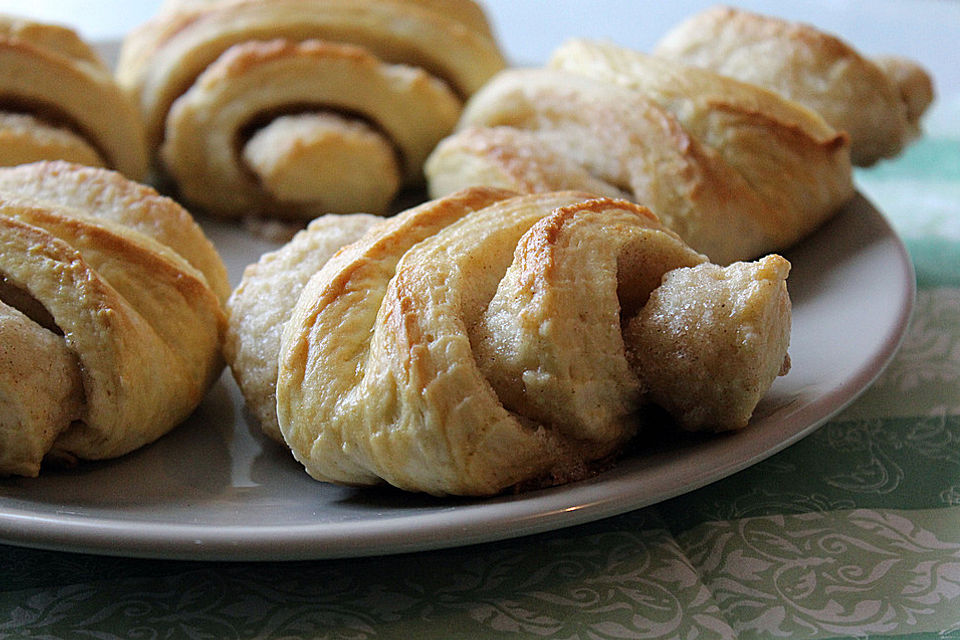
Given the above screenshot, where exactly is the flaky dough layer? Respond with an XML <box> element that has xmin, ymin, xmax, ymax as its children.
<box><xmin>427</xmin><ymin>39</ymin><xmax>854</xmax><ymax>265</ymax></box>
<box><xmin>653</xmin><ymin>6</ymin><xmax>934</xmax><ymax>166</ymax></box>
<box><xmin>0</xmin><ymin>162</ymin><xmax>226</xmax><ymax>476</ymax></box>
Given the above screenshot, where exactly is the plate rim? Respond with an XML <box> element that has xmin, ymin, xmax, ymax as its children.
<box><xmin>0</xmin><ymin>193</ymin><xmax>916</xmax><ymax>561</ymax></box>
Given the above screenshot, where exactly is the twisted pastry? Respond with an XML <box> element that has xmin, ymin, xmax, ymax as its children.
<box><xmin>653</xmin><ymin>6</ymin><xmax>935</xmax><ymax>167</ymax></box>
<box><xmin>0</xmin><ymin>161</ymin><xmax>227</xmax><ymax>477</ymax></box>
<box><xmin>0</xmin><ymin>15</ymin><xmax>148</xmax><ymax>179</ymax></box>
<box><xmin>117</xmin><ymin>0</ymin><xmax>505</xmax><ymax>219</ymax></box>
<box><xmin>426</xmin><ymin>39</ymin><xmax>854</xmax><ymax>265</ymax></box>
<box><xmin>226</xmin><ymin>188</ymin><xmax>791</xmax><ymax>496</ymax></box>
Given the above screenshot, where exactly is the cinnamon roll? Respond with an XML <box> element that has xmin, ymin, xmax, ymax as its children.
<box><xmin>117</xmin><ymin>0</ymin><xmax>505</xmax><ymax>219</ymax></box>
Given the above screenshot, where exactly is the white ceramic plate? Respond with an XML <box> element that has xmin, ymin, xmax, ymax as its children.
<box><xmin>0</xmin><ymin>194</ymin><xmax>914</xmax><ymax>561</ymax></box>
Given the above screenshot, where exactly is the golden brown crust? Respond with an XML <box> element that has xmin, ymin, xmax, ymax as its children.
<box><xmin>873</xmin><ymin>55</ymin><xmax>936</xmax><ymax>137</ymax></box>
<box><xmin>427</xmin><ymin>48</ymin><xmax>854</xmax><ymax>264</ymax></box>
<box><xmin>257</xmin><ymin>188</ymin><xmax>790</xmax><ymax>495</ymax></box>
<box><xmin>0</xmin><ymin>161</ymin><xmax>230</xmax><ymax>302</ymax></box>
<box><xmin>0</xmin><ymin>16</ymin><xmax>148</xmax><ymax>179</ymax></box>
<box><xmin>0</xmin><ymin>14</ymin><xmax>103</xmax><ymax>64</ymax></box>
<box><xmin>156</xmin><ymin>0</ymin><xmax>495</xmax><ymax>37</ymax></box>
<box><xmin>653</xmin><ymin>5</ymin><xmax>934</xmax><ymax>166</ymax></box>
<box><xmin>0</xmin><ymin>162</ymin><xmax>226</xmax><ymax>476</ymax></box>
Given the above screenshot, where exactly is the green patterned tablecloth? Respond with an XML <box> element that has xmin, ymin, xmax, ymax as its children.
<box><xmin>3</xmin><ymin>23</ymin><xmax>960</xmax><ymax>640</ymax></box>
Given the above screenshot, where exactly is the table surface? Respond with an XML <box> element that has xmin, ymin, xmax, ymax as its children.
<box><xmin>1</xmin><ymin>1</ymin><xmax>959</xmax><ymax>638</ymax></box>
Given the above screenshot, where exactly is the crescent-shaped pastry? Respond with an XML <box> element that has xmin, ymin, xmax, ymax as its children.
<box><xmin>426</xmin><ymin>41</ymin><xmax>854</xmax><ymax>264</ymax></box>
<box><xmin>117</xmin><ymin>0</ymin><xmax>505</xmax><ymax>219</ymax></box>
<box><xmin>652</xmin><ymin>6</ymin><xmax>935</xmax><ymax>166</ymax></box>
<box><xmin>0</xmin><ymin>15</ymin><xmax>148</xmax><ymax>179</ymax></box>
<box><xmin>0</xmin><ymin>162</ymin><xmax>226</xmax><ymax>477</ymax></box>
<box><xmin>255</xmin><ymin>188</ymin><xmax>790</xmax><ymax>496</ymax></box>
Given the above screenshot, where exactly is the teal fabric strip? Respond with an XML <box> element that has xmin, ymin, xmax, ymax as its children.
<box><xmin>906</xmin><ymin>238</ymin><xmax>960</xmax><ymax>288</ymax></box>
<box><xmin>857</xmin><ymin>134</ymin><xmax>960</xmax><ymax>289</ymax></box>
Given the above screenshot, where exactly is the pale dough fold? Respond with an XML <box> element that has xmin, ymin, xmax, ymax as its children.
<box><xmin>427</xmin><ymin>39</ymin><xmax>854</xmax><ymax>265</ymax></box>
<box><xmin>0</xmin><ymin>15</ymin><xmax>148</xmax><ymax>179</ymax></box>
<box><xmin>652</xmin><ymin>5</ymin><xmax>934</xmax><ymax>166</ymax></box>
<box><xmin>160</xmin><ymin>39</ymin><xmax>462</xmax><ymax>219</ymax></box>
<box><xmin>0</xmin><ymin>161</ymin><xmax>226</xmax><ymax>477</ymax></box>
<box><xmin>226</xmin><ymin>212</ymin><xmax>382</xmax><ymax>442</ymax></box>
<box><xmin>225</xmin><ymin>188</ymin><xmax>792</xmax><ymax>496</ymax></box>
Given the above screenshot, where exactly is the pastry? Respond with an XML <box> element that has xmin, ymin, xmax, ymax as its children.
<box><xmin>159</xmin><ymin>39</ymin><xmax>462</xmax><ymax>220</ymax></box>
<box><xmin>652</xmin><ymin>6</ymin><xmax>934</xmax><ymax>166</ymax></box>
<box><xmin>426</xmin><ymin>41</ymin><xmax>854</xmax><ymax>264</ymax></box>
<box><xmin>226</xmin><ymin>211</ymin><xmax>382</xmax><ymax>442</ymax></box>
<box><xmin>227</xmin><ymin>187</ymin><xmax>792</xmax><ymax>496</ymax></box>
<box><xmin>626</xmin><ymin>256</ymin><xmax>792</xmax><ymax>431</ymax></box>
<box><xmin>0</xmin><ymin>161</ymin><xmax>230</xmax><ymax>302</ymax></box>
<box><xmin>0</xmin><ymin>161</ymin><xmax>227</xmax><ymax>477</ymax></box>
<box><xmin>117</xmin><ymin>0</ymin><xmax>506</xmax><ymax>219</ymax></box>
<box><xmin>0</xmin><ymin>15</ymin><xmax>148</xmax><ymax>179</ymax></box>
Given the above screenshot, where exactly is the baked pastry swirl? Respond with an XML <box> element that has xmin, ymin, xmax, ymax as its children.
<box><xmin>229</xmin><ymin>188</ymin><xmax>791</xmax><ymax>496</ymax></box>
<box><xmin>0</xmin><ymin>161</ymin><xmax>227</xmax><ymax>477</ymax></box>
<box><xmin>426</xmin><ymin>39</ymin><xmax>854</xmax><ymax>265</ymax></box>
<box><xmin>652</xmin><ymin>6</ymin><xmax>935</xmax><ymax>167</ymax></box>
<box><xmin>0</xmin><ymin>15</ymin><xmax>148</xmax><ymax>179</ymax></box>
<box><xmin>226</xmin><ymin>211</ymin><xmax>381</xmax><ymax>442</ymax></box>
<box><xmin>116</xmin><ymin>0</ymin><xmax>506</xmax><ymax>219</ymax></box>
